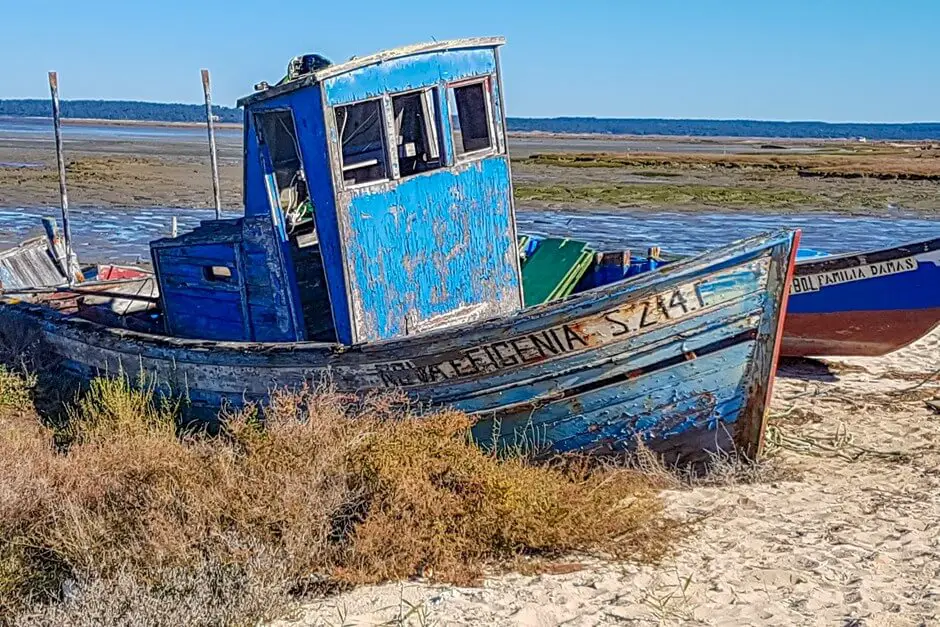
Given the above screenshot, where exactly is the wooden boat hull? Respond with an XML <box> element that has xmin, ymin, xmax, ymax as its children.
<box><xmin>783</xmin><ymin>308</ymin><xmax>940</xmax><ymax>357</ymax></box>
<box><xmin>783</xmin><ymin>237</ymin><xmax>940</xmax><ymax>357</ymax></box>
<box><xmin>0</xmin><ymin>231</ymin><xmax>798</xmax><ymax>461</ymax></box>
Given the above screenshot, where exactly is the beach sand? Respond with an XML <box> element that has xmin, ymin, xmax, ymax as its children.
<box><xmin>276</xmin><ymin>329</ymin><xmax>940</xmax><ymax>626</ymax></box>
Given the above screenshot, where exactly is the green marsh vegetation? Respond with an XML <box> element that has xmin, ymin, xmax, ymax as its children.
<box><xmin>515</xmin><ymin>146</ymin><xmax>940</xmax><ymax>180</ymax></box>
<box><xmin>512</xmin><ymin>147</ymin><xmax>940</xmax><ymax>212</ymax></box>
<box><xmin>515</xmin><ymin>183</ymin><xmax>820</xmax><ymax>209</ymax></box>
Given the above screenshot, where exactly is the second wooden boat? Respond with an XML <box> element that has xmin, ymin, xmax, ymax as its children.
<box><xmin>784</xmin><ymin>237</ymin><xmax>940</xmax><ymax>356</ymax></box>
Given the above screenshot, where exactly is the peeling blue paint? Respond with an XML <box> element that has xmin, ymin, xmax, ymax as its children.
<box><xmin>342</xmin><ymin>157</ymin><xmax>519</xmax><ymax>342</ymax></box>
<box><xmin>1</xmin><ymin>39</ymin><xmax>800</xmax><ymax>463</ymax></box>
<box><xmin>322</xmin><ymin>49</ymin><xmax>497</xmax><ymax>106</ymax></box>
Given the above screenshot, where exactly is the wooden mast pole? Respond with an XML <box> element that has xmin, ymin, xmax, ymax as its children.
<box><xmin>201</xmin><ymin>69</ymin><xmax>222</xmax><ymax>219</ymax></box>
<box><xmin>48</xmin><ymin>71</ymin><xmax>75</xmax><ymax>285</ymax></box>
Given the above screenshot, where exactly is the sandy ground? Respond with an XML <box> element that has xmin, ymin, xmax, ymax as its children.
<box><xmin>275</xmin><ymin>329</ymin><xmax>940</xmax><ymax>626</ymax></box>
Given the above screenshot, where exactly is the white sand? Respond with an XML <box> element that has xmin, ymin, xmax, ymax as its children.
<box><xmin>278</xmin><ymin>329</ymin><xmax>940</xmax><ymax>626</ymax></box>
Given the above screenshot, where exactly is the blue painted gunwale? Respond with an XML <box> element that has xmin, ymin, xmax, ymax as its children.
<box><xmin>1</xmin><ymin>230</ymin><xmax>798</xmax><ymax>461</ymax></box>
<box><xmin>787</xmin><ymin>236</ymin><xmax>940</xmax><ymax>314</ymax></box>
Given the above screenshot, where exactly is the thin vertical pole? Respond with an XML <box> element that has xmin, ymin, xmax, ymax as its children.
<box><xmin>170</xmin><ymin>215</ymin><xmax>178</xmax><ymax>238</ymax></box>
<box><xmin>201</xmin><ymin>69</ymin><xmax>222</xmax><ymax>219</ymax></box>
<box><xmin>48</xmin><ymin>72</ymin><xmax>74</xmax><ymax>285</ymax></box>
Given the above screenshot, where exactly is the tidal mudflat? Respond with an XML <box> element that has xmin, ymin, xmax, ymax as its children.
<box><xmin>1</xmin><ymin>121</ymin><xmax>938</xmax><ymax>218</ymax></box>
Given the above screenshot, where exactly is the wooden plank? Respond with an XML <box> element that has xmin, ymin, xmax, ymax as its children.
<box><xmin>156</xmin><ymin>243</ymin><xmax>238</xmax><ymax>264</ymax></box>
<box><xmin>169</xmin><ymin>311</ymin><xmax>248</xmax><ymax>341</ymax></box>
<box><xmin>521</xmin><ymin>238</ymin><xmax>594</xmax><ymax>306</ymax></box>
<box><xmin>48</xmin><ymin>72</ymin><xmax>75</xmax><ymax>285</ymax></box>
<box><xmin>0</xmin><ymin>238</ymin><xmax>70</xmax><ymax>291</ymax></box>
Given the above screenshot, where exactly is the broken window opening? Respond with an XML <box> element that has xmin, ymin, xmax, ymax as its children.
<box><xmin>255</xmin><ymin>109</ymin><xmax>311</xmax><ymax>227</ymax></box>
<box><xmin>335</xmin><ymin>99</ymin><xmax>390</xmax><ymax>186</ymax></box>
<box><xmin>204</xmin><ymin>265</ymin><xmax>233</xmax><ymax>281</ymax></box>
<box><xmin>447</xmin><ymin>80</ymin><xmax>494</xmax><ymax>157</ymax></box>
<box><xmin>391</xmin><ymin>89</ymin><xmax>442</xmax><ymax>178</ymax></box>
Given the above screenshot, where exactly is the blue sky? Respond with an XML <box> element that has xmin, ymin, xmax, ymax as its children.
<box><xmin>3</xmin><ymin>0</ymin><xmax>938</xmax><ymax>122</ymax></box>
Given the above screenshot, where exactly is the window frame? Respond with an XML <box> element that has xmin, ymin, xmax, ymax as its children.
<box><xmin>333</xmin><ymin>96</ymin><xmax>393</xmax><ymax>190</ymax></box>
<box><xmin>445</xmin><ymin>75</ymin><xmax>500</xmax><ymax>162</ymax></box>
<box><xmin>388</xmin><ymin>86</ymin><xmax>445</xmax><ymax>181</ymax></box>
<box><xmin>252</xmin><ymin>107</ymin><xmax>307</xmax><ymax>196</ymax></box>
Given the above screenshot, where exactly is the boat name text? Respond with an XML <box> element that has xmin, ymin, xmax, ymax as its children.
<box><xmin>373</xmin><ymin>282</ymin><xmax>706</xmax><ymax>387</ymax></box>
<box><xmin>792</xmin><ymin>255</ymin><xmax>918</xmax><ymax>294</ymax></box>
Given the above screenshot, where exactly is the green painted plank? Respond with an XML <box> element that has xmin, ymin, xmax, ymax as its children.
<box><xmin>521</xmin><ymin>238</ymin><xmax>594</xmax><ymax>306</ymax></box>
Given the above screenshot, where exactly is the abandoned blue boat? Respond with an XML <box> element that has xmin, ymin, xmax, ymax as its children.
<box><xmin>0</xmin><ymin>38</ymin><xmax>799</xmax><ymax>460</ymax></box>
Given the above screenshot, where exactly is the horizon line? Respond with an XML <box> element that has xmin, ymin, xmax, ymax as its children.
<box><xmin>0</xmin><ymin>103</ymin><xmax>938</xmax><ymax>127</ymax></box>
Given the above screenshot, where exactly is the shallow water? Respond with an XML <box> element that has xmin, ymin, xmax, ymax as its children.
<box><xmin>0</xmin><ymin>205</ymin><xmax>936</xmax><ymax>264</ymax></box>
<box><xmin>0</xmin><ymin>117</ymin><xmax>242</xmax><ymax>144</ymax></box>
<box><xmin>518</xmin><ymin>207</ymin><xmax>939</xmax><ymax>255</ymax></box>
<box><xmin>0</xmin><ymin>207</ymin><xmax>210</xmax><ymax>262</ymax></box>
<box><xmin>0</xmin><ymin>161</ymin><xmax>43</xmax><ymax>168</ymax></box>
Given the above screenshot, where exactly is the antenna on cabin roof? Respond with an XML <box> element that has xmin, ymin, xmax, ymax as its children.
<box><xmin>200</xmin><ymin>69</ymin><xmax>222</xmax><ymax>220</ymax></box>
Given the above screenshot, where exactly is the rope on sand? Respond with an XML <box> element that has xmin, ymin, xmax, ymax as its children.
<box><xmin>887</xmin><ymin>366</ymin><xmax>940</xmax><ymax>398</ymax></box>
<box><xmin>764</xmin><ymin>421</ymin><xmax>920</xmax><ymax>463</ymax></box>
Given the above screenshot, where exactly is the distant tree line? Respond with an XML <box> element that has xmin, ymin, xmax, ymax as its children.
<box><xmin>0</xmin><ymin>100</ymin><xmax>242</xmax><ymax>123</ymax></box>
<box><xmin>1</xmin><ymin>100</ymin><xmax>938</xmax><ymax>139</ymax></box>
<box><xmin>505</xmin><ymin>117</ymin><xmax>940</xmax><ymax>141</ymax></box>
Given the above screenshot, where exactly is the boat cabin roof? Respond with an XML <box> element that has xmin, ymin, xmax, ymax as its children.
<box><xmin>236</xmin><ymin>37</ymin><xmax>505</xmax><ymax>107</ymax></box>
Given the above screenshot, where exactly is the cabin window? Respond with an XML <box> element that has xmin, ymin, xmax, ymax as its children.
<box><xmin>335</xmin><ymin>99</ymin><xmax>389</xmax><ymax>186</ymax></box>
<box><xmin>255</xmin><ymin>110</ymin><xmax>304</xmax><ymax>193</ymax></box>
<box><xmin>447</xmin><ymin>79</ymin><xmax>494</xmax><ymax>157</ymax></box>
<box><xmin>391</xmin><ymin>90</ymin><xmax>442</xmax><ymax>178</ymax></box>
<box><xmin>254</xmin><ymin>109</ymin><xmax>309</xmax><ymax>219</ymax></box>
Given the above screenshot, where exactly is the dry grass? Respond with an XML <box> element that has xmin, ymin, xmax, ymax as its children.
<box><xmin>0</xmin><ymin>366</ymin><xmax>34</xmax><ymax>412</ymax></box>
<box><xmin>0</xmin><ymin>373</ymin><xmax>677</xmax><ymax>625</ymax></box>
<box><xmin>517</xmin><ymin>147</ymin><xmax>940</xmax><ymax>180</ymax></box>
<box><xmin>628</xmin><ymin>439</ymin><xmax>786</xmax><ymax>489</ymax></box>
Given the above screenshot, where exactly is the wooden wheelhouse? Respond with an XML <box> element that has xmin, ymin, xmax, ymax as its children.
<box><xmin>151</xmin><ymin>38</ymin><xmax>522</xmax><ymax>345</ymax></box>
